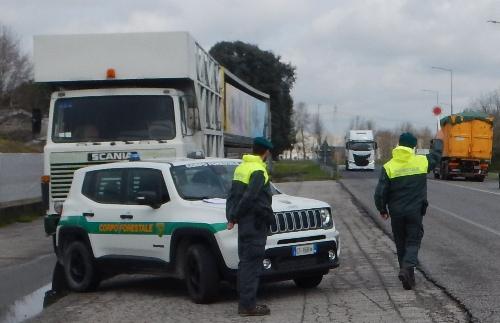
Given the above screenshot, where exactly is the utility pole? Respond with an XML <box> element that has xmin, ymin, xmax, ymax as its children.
<box><xmin>431</xmin><ymin>66</ymin><xmax>453</xmax><ymax>114</ymax></box>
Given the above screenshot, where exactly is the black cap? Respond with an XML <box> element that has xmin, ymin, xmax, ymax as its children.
<box><xmin>399</xmin><ymin>132</ymin><xmax>417</xmax><ymax>148</ymax></box>
<box><xmin>253</xmin><ymin>137</ymin><xmax>273</xmax><ymax>150</ymax></box>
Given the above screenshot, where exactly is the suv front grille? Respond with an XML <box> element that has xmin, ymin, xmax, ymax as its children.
<box><xmin>50</xmin><ymin>161</ymin><xmax>108</xmax><ymax>200</ymax></box>
<box><xmin>270</xmin><ymin>209</ymin><xmax>323</xmax><ymax>234</ymax></box>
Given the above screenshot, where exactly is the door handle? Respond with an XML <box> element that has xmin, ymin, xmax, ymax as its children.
<box><xmin>120</xmin><ymin>214</ymin><xmax>134</xmax><ymax>219</ymax></box>
<box><xmin>83</xmin><ymin>212</ymin><xmax>94</xmax><ymax>217</ymax></box>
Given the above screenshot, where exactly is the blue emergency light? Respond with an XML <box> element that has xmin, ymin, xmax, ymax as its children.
<box><xmin>129</xmin><ymin>152</ymin><xmax>140</xmax><ymax>161</ymax></box>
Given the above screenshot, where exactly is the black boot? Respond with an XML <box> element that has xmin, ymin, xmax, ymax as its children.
<box><xmin>408</xmin><ymin>267</ymin><xmax>416</xmax><ymax>288</ymax></box>
<box><xmin>239</xmin><ymin>304</ymin><xmax>271</xmax><ymax>316</ymax></box>
<box><xmin>398</xmin><ymin>268</ymin><xmax>413</xmax><ymax>290</ymax></box>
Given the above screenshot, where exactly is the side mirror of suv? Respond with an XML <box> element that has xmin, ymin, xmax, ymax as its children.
<box><xmin>136</xmin><ymin>191</ymin><xmax>161</xmax><ymax>209</ymax></box>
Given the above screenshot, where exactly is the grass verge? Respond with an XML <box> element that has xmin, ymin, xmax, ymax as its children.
<box><xmin>0</xmin><ymin>137</ymin><xmax>42</xmax><ymax>153</ymax></box>
<box><xmin>0</xmin><ymin>212</ymin><xmax>41</xmax><ymax>228</ymax></box>
<box><xmin>272</xmin><ymin>160</ymin><xmax>337</xmax><ymax>182</ymax></box>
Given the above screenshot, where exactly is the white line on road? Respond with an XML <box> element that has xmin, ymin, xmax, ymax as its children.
<box><xmin>430</xmin><ymin>179</ymin><xmax>500</xmax><ymax>196</ymax></box>
<box><xmin>429</xmin><ymin>204</ymin><xmax>500</xmax><ymax>238</ymax></box>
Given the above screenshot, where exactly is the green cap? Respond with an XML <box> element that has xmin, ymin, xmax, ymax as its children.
<box><xmin>399</xmin><ymin>132</ymin><xmax>417</xmax><ymax>148</ymax></box>
<box><xmin>253</xmin><ymin>137</ymin><xmax>273</xmax><ymax>150</ymax></box>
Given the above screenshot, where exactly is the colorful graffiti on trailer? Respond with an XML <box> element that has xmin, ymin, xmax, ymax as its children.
<box><xmin>224</xmin><ymin>83</ymin><xmax>268</xmax><ymax>138</ymax></box>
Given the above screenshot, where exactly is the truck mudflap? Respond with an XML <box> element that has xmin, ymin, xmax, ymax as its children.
<box><xmin>44</xmin><ymin>214</ymin><xmax>61</xmax><ymax>236</ymax></box>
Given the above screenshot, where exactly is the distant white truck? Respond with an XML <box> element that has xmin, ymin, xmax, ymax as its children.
<box><xmin>345</xmin><ymin>130</ymin><xmax>377</xmax><ymax>171</ymax></box>
<box><xmin>34</xmin><ymin>32</ymin><xmax>270</xmax><ymax>216</ymax></box>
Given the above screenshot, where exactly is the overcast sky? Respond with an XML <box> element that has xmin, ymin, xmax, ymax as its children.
<box><xmin>2</xmin><ymin>0</ymin><xmax>500</xmax><ymax>139</ymax></box>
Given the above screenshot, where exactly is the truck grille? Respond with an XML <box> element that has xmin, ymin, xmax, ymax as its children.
<box><xmin>50</xmin><ymin>161</ymin><xmax>107</xmax><ymax>200</ymax></box>
<box><xmin>353</xmin><ymin>153</ymin><xmax>370</xmax><ymax>166</ymax></box>
<box><xmin>270</xmin><ymin>209</ymin><xmax>323</xmax><ymax>234</ymax></box>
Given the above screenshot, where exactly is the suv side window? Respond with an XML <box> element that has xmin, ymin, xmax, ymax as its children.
<box><xmin>126</xmin><ymin>168</ymin><xmax>170</xmax><ymax>205</ymax></box>
<box><xmin>82</xmin><ymin>169</ymin><xmax>125</xmax><ymax>204</ymax></box>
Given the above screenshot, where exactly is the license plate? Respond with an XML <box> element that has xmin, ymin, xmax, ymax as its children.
<box><xmin>292</xmin><ymin>244</ymin><xmax>317</xmax><ymax>256</ymax></box>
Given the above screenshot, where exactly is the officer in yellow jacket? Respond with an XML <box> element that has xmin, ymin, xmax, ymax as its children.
<box><xmin>226</xmin><ymin>137</ymin><xmax>273</xmax><ymax>316</ymax></box>
<box><xmin>374</xmin><ymin>133</ymin><xmax>442</xmax><ymax>290</ymax></box>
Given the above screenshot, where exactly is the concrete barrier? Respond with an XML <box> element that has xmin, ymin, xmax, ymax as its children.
<box><xmin>0</xmin><ymin>153</ymin><xmax>43</xmax><ymax>208</ymax></box>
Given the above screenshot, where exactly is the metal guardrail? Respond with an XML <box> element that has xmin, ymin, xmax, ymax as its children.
<box><xmin>0</xmin><ymin>153</ymin><xmax>43</xmax><ymax>208</ymax></box>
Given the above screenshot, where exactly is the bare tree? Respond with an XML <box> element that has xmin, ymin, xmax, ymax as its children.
<box><xmin>312</xmin><ymin>111</ymin><xmax>324</xmax><ymax>147</ymax></box>
<box><xmin>0</xmin><ymin>24</ymin><xmax>32</xmax><ymax>108</ymax></box>
<box><xmin>293</xmin><ymin>102</ymin><xmax>310</xmax><ymax>160</ymax></box>
<box><xmin>349</xmin><ymin>115</ymin><xmax>375</xmax><ymax>130</ymax></box>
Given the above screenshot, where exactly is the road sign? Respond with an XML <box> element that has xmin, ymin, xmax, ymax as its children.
<box><xmin>433</xmin><ymin>106</ymin><xmax>442</xmax><ymax>116</ymax></box>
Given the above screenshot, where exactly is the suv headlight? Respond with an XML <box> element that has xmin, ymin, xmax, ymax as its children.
<box><xmin>320</xmin><ymin>208</ymin><xmax>334</xmax><ymax>229</ymax></box>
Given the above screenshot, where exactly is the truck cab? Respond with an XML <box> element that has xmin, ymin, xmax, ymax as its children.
<box><xmin>345</xmin><ymin>130</ymin><xmax>377</xmax><ymax>171</ymax></box>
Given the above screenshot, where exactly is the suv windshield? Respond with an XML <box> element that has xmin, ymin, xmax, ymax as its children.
<box><xmin>171</xmin><ymin>161</ymin><xmax>280</xmax><ymax>200</ymax></box>
<box><xmin>52</xmin><ymin>95</ymin><xmax>175</xmax><ymax>143</ymax></box>
<box><xmin>348</xmin><ymin>141</ymin><xmax>374</xmax><ymax>151</ymax></box>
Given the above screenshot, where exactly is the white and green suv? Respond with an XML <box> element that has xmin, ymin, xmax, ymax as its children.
<box><xmin>44</xmin><ymin>157</ymin><xmax>340</xmax><ymax>303</ymax></box>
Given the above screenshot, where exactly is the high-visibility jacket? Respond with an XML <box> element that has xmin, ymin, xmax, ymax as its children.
<box><xmin>374</xmin><ymin>146</ymin><xmax>441</xmax><ymax>216</ymax></box>
<box><xmin>226</xmin><ymin>154</ymin><xmax>273</xmax><ymax>224</ymax></box>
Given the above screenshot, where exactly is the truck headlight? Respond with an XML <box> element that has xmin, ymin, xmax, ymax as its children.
<box><xmin>320</xmin><ymin>208</ymin><xmax>334</xmax><ymax>228</ymax></box>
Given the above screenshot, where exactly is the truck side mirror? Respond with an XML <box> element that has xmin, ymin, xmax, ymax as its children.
<box><xmin>32</xmin><ymin>108</ymin><xmax>42</xmax><ymax>135</ymax></box>
<box><xmin>374</xmin><ymin>142</ymin><xmax>378</xmax><ymax>150</ymax></box>
<box><xmin>136</xmin><ymin>191</ymin><xmax>161</xmax><ymax>209</ymax></box>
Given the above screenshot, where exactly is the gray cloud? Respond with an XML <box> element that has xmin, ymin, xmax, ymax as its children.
<box><xmin>2</xmin><ymin>0</ymin><xmax>499</xmax><ymax>136</ymax></box>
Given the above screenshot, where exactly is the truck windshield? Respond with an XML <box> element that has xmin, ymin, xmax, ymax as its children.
<box><xmin>52</xmin><ymin>95</ymin><xmax>175</xmax><ymax>143</ymax></box>
<box><xmin>348</xmin><ymin>142</ymin><xmax>374</xmax><ymax>151</ymax></box>
<box><xmin>171</xmin><ymin>161</ymin><xmax>281</xmax><ymax>200</ymax></box>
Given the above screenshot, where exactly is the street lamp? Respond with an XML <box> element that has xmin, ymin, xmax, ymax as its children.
<box><xmin>431</xmin><ymin>66</ymin><xmax>453</xmax><ymax>114</ymax></box>
<box><xmin>421</xmin><ymin>89</ymin><xmax>439</xmax><ymax>105</ymax></box>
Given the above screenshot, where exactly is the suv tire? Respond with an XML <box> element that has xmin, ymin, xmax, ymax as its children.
<box><xmin>184</xmin><ymin>244</ymin><xmax>220</xmax><ymax>304</ymax></box>
<box><xmin>63</xmin><ymin>241</ymin><xmax>100</xmax><ymax>292</ymax></box>
<box><xmin>293</xmin><ymin>274</ymin><xmax>323</xmax><ymax>289</ymax></box>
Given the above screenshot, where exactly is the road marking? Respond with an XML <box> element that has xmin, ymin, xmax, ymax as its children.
<box><xmin>429</xmin><ymin>204</ymin><xmax>500</xmax><ymax>238</ymax></box>
<box><xmin>430</xmin><ymin>179</ymin><xmax>500</xmax><ymax>196</ymax></box>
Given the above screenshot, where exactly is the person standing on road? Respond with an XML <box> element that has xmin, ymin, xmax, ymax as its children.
<box><xmin>374</xmin><ymin>132</ymin><xmax>442</xmax><ymax>290</ymax></box>
<box><xmin>226</xmin><ymin>137</ymin><xmax>274</xmax><ymax>316</ymax></box>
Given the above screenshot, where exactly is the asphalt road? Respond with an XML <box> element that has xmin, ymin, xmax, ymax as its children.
<box><xmin>0</xmin><ymin>218</ymin><xmax>55</xmax><ymax>323</ymax></box>
<box><xmin>340</xmin><ymin>169</ymin><xmax>500</xmax><ymax>323</ymax></box>
<box><xmin>29</xmin><ymin>181</ymin><xmax>466</xmax><ymax>323</ymax></box>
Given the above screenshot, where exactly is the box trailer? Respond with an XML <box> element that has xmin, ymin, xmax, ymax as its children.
<box><xmin>34</xmin><ymin>32</ymin><xmax>270</xmax><ymax>215</ymax></box>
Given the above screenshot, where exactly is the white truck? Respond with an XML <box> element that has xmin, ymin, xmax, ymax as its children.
<box><xmin>345</xmin><ymin>130</ymin><xmax>377</xmax><ymax>171</ymax></box>
<box><xmin>44</xmin><ymin>157</ymin><xmax>340</xmax><ymax>303</ymax></box>
<box><xmin>34</xmin><ymin>32</ymin><xmax>270</xmax><ymax>216</ymax></box>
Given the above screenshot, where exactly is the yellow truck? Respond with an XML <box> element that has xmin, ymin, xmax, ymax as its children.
<box><xmin>434</xmin><ymin>112</ymin><xmax>494</xmax><ymax>182</ymax></box>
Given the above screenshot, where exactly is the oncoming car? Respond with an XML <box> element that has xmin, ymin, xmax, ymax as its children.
<box><xmin>44</xmin><ymin>158</ymin><xmax>340</xmax><ymax>303</ymax></box>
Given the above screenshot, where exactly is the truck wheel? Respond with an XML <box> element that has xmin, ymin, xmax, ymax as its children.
<box><xmin>63</xmin><ymin>241</ymin><xmax>100</xmax><ymax>292</ymax></box>
<box><xmin>293</xmin><ymin>274</ymin><xmax>323</xmax><ymax>289</ymax></box>
<box><xmin>184</xmin><ymin>244</ymin><xmax>220</xmax><ymax>303</ymax></box>
<box><xmin>475</xmin><ymin>176</ymin><xmax>485</xmax><ymax>182</ymax></box>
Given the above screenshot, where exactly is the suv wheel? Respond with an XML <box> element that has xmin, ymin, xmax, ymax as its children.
<box><xmin>63</xmin><ymin>241</ymin><xmax>100</xmax><ymax>292</ymax></box>
<box><xmin>293</xmin><ymin>275</ymin><xmax>323</xmax><ymax>289</ymax></box>
<box><xmin>184</xmin><ymin>244</ymin><xmax>220</xmax><ymax>303</ymax></box>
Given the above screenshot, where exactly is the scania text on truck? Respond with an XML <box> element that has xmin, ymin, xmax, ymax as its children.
<box><xmin>345</xmin><ymin>130</ymin><xmax>377</xmax><ymax>171</ymax></box>
<box><xmin>34</xmin><ymin>32</ymin><xmax>270</xmax><ymax>216</ymax></box>
<box><xmin>434</xmin><ymin>112</ymin><xmax>494</xmax><ymax>182</ymax></box>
